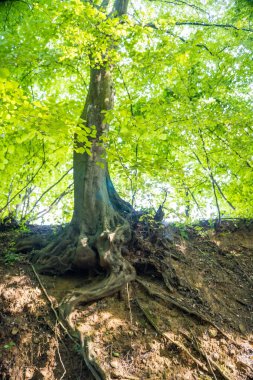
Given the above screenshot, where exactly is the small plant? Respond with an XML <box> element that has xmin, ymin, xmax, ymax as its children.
<box><xmin>19</xmin><ymin>222</ymin><xmax>30</xmax><ymax>232</ymax></box>
<box><xmin>2</xmin><ymin>341</ymin><xmax>16</xmax><ymax>350</ymax></box>
<box><xmin>179</xmin><ymin>228</ymin><xmax>189</xmax><ymax>239</ymax></box>
<box><xmin>174</xmin><ymin>224</ymin><xmax>189</xmax><ymax>240</ymax></box>
<box><xmin>4</xmin><ymin>252</ymin><xmax>21</xmax><ymax>265</ymax></box>
<box><xmin>193</xmin><ymin>226</ymin><xmax>209</xmax><ymax>238</ymax></box>
<box><xmin>73</xmin><ymin>342</ymin><xmax>82</xmax><ymax>354</ymax></box>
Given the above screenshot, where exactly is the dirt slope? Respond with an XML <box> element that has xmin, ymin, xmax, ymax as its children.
<box><xmin>0</xmin><ymin>221</ymin><xmax>252</xmax><ymax>379</ymax></box>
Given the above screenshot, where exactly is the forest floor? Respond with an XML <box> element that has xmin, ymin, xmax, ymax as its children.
<box><xmin>0</xmin><ymin>220</ymin><xmax>252</xmax><ymax>380</ymax></box>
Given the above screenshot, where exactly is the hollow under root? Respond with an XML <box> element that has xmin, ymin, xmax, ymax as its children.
<box><xmin>27</xmin><ymin>220</ymin><xmax>136</xmax><ymax>379</ymax></box>
<box><xmin>29</xmin><ymin>221</ymin><xmax>136</xmax><ymax>316</ymax></box>
<box><xmin>29</xmin><ymin>224</ymin><xmax>98</xmax><ymax>274</ymax></box>
<box><xmin>60</xmin><ymin>258</ymin><xmax>135</xmax><ymax>327</ymax></box>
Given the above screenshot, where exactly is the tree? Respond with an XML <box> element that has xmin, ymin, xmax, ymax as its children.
<box><xmin>1</xmin><ymin>0</ymin><xmax>253</xmax><ymax>316</ymax></box>
<box><xmin>29</xmin><ymin>1</ymin><xmax>137</xmax><ymax>320</ymax></box>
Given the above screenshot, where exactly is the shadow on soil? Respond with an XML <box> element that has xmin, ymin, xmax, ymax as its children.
<box><xmin>0</xmin><ymin>220</ymin><xmax>252</xmax><ymax>379</ymax></box>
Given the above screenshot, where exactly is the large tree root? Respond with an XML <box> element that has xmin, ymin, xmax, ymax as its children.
<box><xmin>136</xmin><ymin>298</ymin><xmax>236</xmax><ymax>380</ymax></box>
<box><xmin>135</xmin><ymin>298</ymin><xmax>208</xmax><ymax>372</ymax></box>
<box><xmin>58</xmin><ymin>256</ymin><xmax>135</xmax><ymax>380</ymax></box>
<box><xmin>29</xmin><ymin>226</ymin><xmax>88</xmax><ymax>274</ymax></box>
<box><xmin>136</xmin><ymin>278</ymin><xmax>239</xmax><ymax>347</ymax></box>
<box><xmin>30</xmin><ymin>261</ymin><xmax>110</xmax><ymax>380</ymax></box>
<box><xmin>31</xmin><ymin>255</ymin><xmax>134</xmax><ymax>380</ymax></box>
<box><xmin>80</xmin><ymin>335</ymin><xmax>108</xmax><ymax>380</ymax></box>
<box><xmin>59</xmin><ymin>259</ymin><xmax>136</xmax><ymax>326</ymax></box>
<box><xmin>27</xmin><ymin>218</ymin><xmax>136</xmax><ymax>379</ymax></box>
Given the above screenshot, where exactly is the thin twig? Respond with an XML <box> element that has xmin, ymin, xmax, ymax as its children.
<box><xmin>30</xmin><ymin>263</ymin><xmax>75</xmax><ymax>342</ymax></box>
<box><xmin>191</xmin><ymin>333</ymin><xmax>234</xmax><ymax>380</ymax></box>
<box><xmin>26</xmin><ymin>167</ymin><xmax>73</xmax><ymax>218</ymax></box>
<box><xmin>56</xmin><ymin>338</ymin><xmax>67</xmax><ymax>380</ymax></box>
<box><xmin>126</xmin><ymin>283</ymin><xmax>133</xmax><ymax>324</ymax></box>
<box><xmin>0</xmin><ymin>159</ymin><xmax>46</xmax><ymax>213</ymax></box>
<box><xmin>175</xmin><ymin>21</ymin><xmax>253</xmax><ymax>33</ymax></box>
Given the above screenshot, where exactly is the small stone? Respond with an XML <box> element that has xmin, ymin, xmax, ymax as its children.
<box><xmin>111</xmin><ymin>370</ymin><xmax>121</xmax><ymax>379</ymax></box>
<box><xmin>212</xmin><ymin>352</ymin><xmax>219</xmax><ymax>360</ymax></box>
<box><xmin>239</xmin><ymin>323</ymin><xmax>246</xmax><ymax>334</ymax></box>
<box><xmin>110</xmin><ymin>360</ymin><xmax>119</xmax><ymax>369</ymax></box>
<box><xmin>227</xmin><ymin>363</ymin><xmax>234</xmax><ymax>371</ymax></box>
<box><xmin>230</xmin><ymin>349</ymin><xmax>236</xmax><ymax>356</ymax></box>
<box><xmin>25</xmin><ymin>367</ymin><xmax>34</xmax><ymax>379</ymax></box>
<box><xmin>11</xmin><ymin>327</ymin><xmax>19</xmax><ymax>335</ymax></box>
<box><xmin>208</xmin><ymin>327</ymin><xmax>218</xmax><ymax>338</ymax></box>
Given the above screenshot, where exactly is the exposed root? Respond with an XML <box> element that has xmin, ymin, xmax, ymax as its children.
<box><xmin>31</xmin><ymin>260</ymin><xmax>109</xmax><ymax>379</ymax></box>
<box><xmin>19</xmin><ymin>203</ymin><xmax>137</xmax><ymax>379</ymax></box>
<box><xmin>30</xmin><ymin>263</ymin><xmax>75</xmax><ymax>342</ymax></box>
<box><xmin>31</xmin><ymin>235</ymin><xmax>135</xmax><ymax>379</ymax></box>
<box><xmin>137</xmin><ymin>297</ymin><xmax>236</xmax><ymax>380</ymax></box>
<box><xmin>136</xmin><ymin>277</ymin><xmax>239</xmax><ymax>347</ymax></box>
<box><xmin>16</xmin><ymin>236</ymin><xmax>48</xmax><ymax>253</ymax></box>
<box><xmin>29</xmin><ymin>226</ymin><xmax>80</xmax><ymax>274</ymax></box>
<box><xmin>190</xmin><ymin>334</ymin><xmax>235</xmax><ymax>380</ymax></box>
<box><xmin>59</xmin><ymin>260</ymin><xmax>135</xmax><ymax>327</ymax></box>
<box><xmin>133</xmin><ymin>257</ymin><xmax>180</xmax><ymax>292</ymax></box>
<box><xmin>80</xmin><ymin>335</ymin><xmax>107</xmax><ymax>380</ymax></box>
<box><xmin>135</xmin><ymin>298</ymin><xmax>208</xmax><ymax>372</ymax></box>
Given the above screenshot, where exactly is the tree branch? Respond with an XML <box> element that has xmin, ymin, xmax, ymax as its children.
<box><xmin>175</xmin><ymin>21</ymin><xmax>253</xmax><ymax>33</ymax></box>
<box><xmin>112</xmin><ymin>0</ymin><xmax>129</xmax><ymax>16</ymax></box>
<box><xmin>0</xmin><ymin>155</ymin><xmax>46</xmax><ymax>214</ymax></box>
<box><xmin>192</xmin><ymin>150</ymin><xmax>221</xmax><ymax>222</ymax></box>
<box><xmin>29</xmin><ymin>182</ymin><xmax>74</xmax><ymax>222</ymax></box>
<box><xmin>198</xmin><ymin>129</ymin><xmax>235</xmax><ymax>211</ymax></box>
<box><xmin>148</xmin><ymin>0</ymin><xmax>209</xmax><ymax>15</ymax></box>
<box><xmin>25</xmin><ymin>167</ymin><xmax>73</xmax><ymax>219</ymax></box>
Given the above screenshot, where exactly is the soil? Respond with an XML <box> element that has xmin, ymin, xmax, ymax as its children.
<box><xmin>0</xmin><ymin>220</ymin><xmax>252</xmax><ymax>380</ymax></box>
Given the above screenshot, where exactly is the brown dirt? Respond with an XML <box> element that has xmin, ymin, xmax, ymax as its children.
<box><xmin>0</xmin><ymin>221</ymin><xmax>253</xmax><ymax>379</ymax></box>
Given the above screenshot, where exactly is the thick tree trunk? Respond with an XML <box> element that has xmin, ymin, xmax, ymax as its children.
<box><xmin>30</xmin><ymin>65</ymin><xmax>135</xmax><ymax>320</ymax></box>
<box><xmin>70</xmin><ymin>66</ymin><xmax>133</xmax><ymax>270</ymax></box>
<box><xmin>28</xmin><ymin>0</ymin><xmax>135</xmax><ymax>331</ymax></box>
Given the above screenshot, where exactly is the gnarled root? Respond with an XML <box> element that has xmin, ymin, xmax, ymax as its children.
<box><xmin>29</xmin><ymin>224</ymin><xmax>98</xmax><ymax>274</ymax></box>
<box><xmin>28</xmin><ymin>218</ymin><xmax>136</xmax><ymax>317</ymax></box>
<box><xmin>28</xmin><ymin>218</ymin><xmax>135</xmax><ymax>379</ymax></box>
<box><xmin>60</xmin><ymin>257</ymin><xmax>135</xmax><ymax>326</ymax></box>
<box><xmin>80</xmin><ymin>335</ymin><xmax>108</xmax><ymax>380</ymax></box>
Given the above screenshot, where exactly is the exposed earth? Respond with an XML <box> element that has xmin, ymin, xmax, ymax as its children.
<box><xmin>0</xmin><ymin>220</ymin><xmax>252</xmax><ymax>379</ymax></box>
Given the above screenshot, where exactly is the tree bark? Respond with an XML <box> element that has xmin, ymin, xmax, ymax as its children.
<box><xmin>70</xmin><ymin>66</ymin><xmax>133</xmax><ymax>270</ymax></box>
<box><xmin>29</xmin><ymin>0</ymin><xmax>135</xmax><ymax>323</ymax></box>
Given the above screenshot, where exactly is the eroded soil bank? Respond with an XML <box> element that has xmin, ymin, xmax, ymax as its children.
<box><xmin>0</xmin><ymin>220</ymin><xmax>252</xmax><ymax>379</ymax></box>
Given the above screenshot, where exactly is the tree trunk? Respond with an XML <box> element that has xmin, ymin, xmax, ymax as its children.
<box><xmin>29</xmin><ymin>0</ymin><xmax>135</xmax><ymax>325</ymax></box>
<box><xmin>71</xmin><ymin>66</ymin><xmax>133</xmax><ymax>270</ymax></box>
<box><xmin>31</xmin><ymin>64</ymin><xmax>135</xmax><ymax>321</ymax></box>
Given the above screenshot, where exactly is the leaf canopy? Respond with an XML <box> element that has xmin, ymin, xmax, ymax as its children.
<box><xmin>0</xmin><ymin>0</ymin><xmax>252</xmax><ymax>223</ymax></box>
